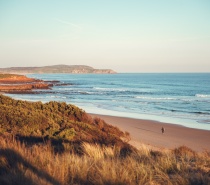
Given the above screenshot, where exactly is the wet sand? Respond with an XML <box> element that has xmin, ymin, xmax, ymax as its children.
<box><xmin>91</xmin><ymin>114</ymin><xmax>210</xmax><ymax>152</ymax></box>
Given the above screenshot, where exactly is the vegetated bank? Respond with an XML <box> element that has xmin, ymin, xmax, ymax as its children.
<box><xmin>0</xmin><ymin>95</ymin><xmax>131</xmax><ymax>153</ymax></box>
<box><xmin>0</xmin><ymin>95</ymin><xmax>209</xmax><ymax>185</ymax></box>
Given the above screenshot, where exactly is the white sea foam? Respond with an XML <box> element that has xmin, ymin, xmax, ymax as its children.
<box><xmin>135</xmin><ymin>96</ymin><xmax>176</xmax><ymax>100</ymax></box>
<box><xmin>93</xmin><ymin>87</ymin><xmax>127</xmax><ymax>91</ymax></box>
<box><xmin>49</xmin><ymin>95</ymin><xmax>66</xmax><ymax>99</ymax></box>
<box><xmin>58</xmin><ymin>88</ymin><xmax>72</xmax><ymax>90</ymax></box>
<box><xmin>195</xmin><ymin>94</ymin><xmax>210</xmax><ymax>98</ymax></box>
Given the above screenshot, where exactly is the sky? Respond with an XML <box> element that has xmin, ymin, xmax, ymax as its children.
<box><xmin>0</xmin><ymin>0</ymin><xmax>210</xmax><ymax>72</ymax></box>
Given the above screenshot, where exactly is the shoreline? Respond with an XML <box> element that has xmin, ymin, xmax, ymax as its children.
<box><xmin>90</xmin><ymin>113</ymin><xmax>210</xmax><ymax>152</ymax></box>
<box><xmin>2</xmin><ymin>92</ymin><xmax>210</xmax><ymax>152</ymax></box>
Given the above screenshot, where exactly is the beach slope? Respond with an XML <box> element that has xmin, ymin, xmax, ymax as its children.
<box><xmin>91</xmin><ymin>114</ymin><xmax>210</xmax><ymax>152</ymax></box>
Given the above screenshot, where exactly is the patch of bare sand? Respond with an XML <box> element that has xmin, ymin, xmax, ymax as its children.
<box><xmin>91</xmin><ymin>114</ymin><xmax>210</xmax><ymax>152</ymax></box>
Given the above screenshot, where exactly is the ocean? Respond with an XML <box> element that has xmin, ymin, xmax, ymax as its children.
<box><xmin>6</xmin><ymin>73</ymin><xmax>210</xmax><ymax>130</ymax></box>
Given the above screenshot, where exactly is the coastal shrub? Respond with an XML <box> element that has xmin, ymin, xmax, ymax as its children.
<box><xmin>57</xmin><ymin>128</ymin><xmax>76</xmax><ymax>140</ymax></box>
<box><xmin>0</xmin><ymin>95</ymin><xmax>130</xmax><ymax>152</ymax></box>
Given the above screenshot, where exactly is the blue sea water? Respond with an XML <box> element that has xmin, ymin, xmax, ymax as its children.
<box><xmin>7</xmin><ymin>73</ymin><xmax>210</xmax><ymax>130</ymax></box>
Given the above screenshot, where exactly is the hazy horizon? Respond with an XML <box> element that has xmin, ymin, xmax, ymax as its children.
<box><xmin>0</xmin><ymin>1</ymin><xmax>210</xmax><ymax>73</ymax></box>
<box><xmin>0</xmin><ymin>64</ymin><xmax>210</xmax><ymax>74</ymax></box>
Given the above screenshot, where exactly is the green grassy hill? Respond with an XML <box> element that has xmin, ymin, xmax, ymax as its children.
<box><xmin>0</xmin><ymin>95</ymin><xmax>131</xmax><ymax>153</ymax></box>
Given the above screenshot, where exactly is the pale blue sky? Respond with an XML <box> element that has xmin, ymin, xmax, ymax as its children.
<box><xmin>0</xmin><ymin>0</ymin><xmax>210</xmax><ymax>72</ymax></box>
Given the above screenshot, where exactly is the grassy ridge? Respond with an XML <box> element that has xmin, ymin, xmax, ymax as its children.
<box><xmin>0</xmin><ymin>95</ymin><xmax>131</xmax><ymax>153</ymax></box>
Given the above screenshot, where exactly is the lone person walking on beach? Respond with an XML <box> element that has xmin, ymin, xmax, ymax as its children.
<box><xmin>161</xmin><ymin>127</ymin><xmax>165</xmax><ymax>134</ymax></box>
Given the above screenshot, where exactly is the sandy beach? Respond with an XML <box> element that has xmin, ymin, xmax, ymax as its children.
<box><xmin>91</xmin><ymin>114</ymin><xmax>210</xmax><ymax>152</ymax></box>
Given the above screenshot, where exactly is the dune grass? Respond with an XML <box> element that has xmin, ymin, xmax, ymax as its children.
<box><xmin>0</xmin><ymin>136</ymin><xmax>209</xmax><ymax>185</ymax></box>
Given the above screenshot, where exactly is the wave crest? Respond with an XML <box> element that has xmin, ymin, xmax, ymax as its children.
<box><xmin>195</xmin><ymin>94</ymin><xmax>210</xmax><ymax>98</ymax></box>
<box><xmin>135</xmin><ymin>96</ymin><xmax>176</xmax><ymax>100</ymax></box>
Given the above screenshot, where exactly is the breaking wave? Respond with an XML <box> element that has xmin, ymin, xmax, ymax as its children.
<box><xmin>135</xmin><ymin>96</ymin><xmax>176</xmax><ymax>100</ymax></box>
<box><xmin>195</xmin><ymin>94</ymin><xmax>210</xmax><ymax>98</ymax></box>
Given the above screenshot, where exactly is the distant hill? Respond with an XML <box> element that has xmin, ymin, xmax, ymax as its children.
<box><xmin>0</xmin><ymin>65</ymin><xmax>116</xmax><ymax>74</ymax></box>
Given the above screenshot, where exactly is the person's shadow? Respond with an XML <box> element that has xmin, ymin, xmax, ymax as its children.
<box><xmin>0</xmin><ymin>148</ymin><xmax>60</xmax><ymax>185</ymax></box>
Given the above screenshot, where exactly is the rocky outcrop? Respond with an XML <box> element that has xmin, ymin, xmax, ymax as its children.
<box><xmin>0</xmin><ymin>75</ymin><xmax>41</xmax><ymax>84</ymax></box>
<box><xmin>0</xmin><ymin>74</ymin><xmax>51</xmax><ymax>92</ymax></box>
<box><xmin>0</xmin><ymin>83</ymin><xmax>50</xmax><ymax>91</ymax></box>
